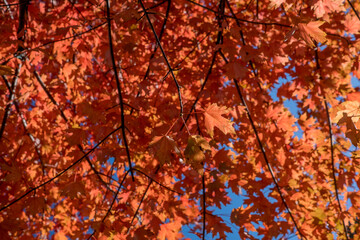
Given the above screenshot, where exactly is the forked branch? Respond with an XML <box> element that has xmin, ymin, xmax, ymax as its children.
<box><xmin>138</xmin><ymin>0</ymin><xmax>184</xmax><ymax>116</ymax></box>
<box><xmin>105</xmin><ymin>0</ymin><xmax>135</xmax><ymax>181</ymax></box>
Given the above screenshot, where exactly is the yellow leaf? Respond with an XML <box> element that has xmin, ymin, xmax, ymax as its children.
<box><xmin>311</xmin><ymin>208</ymin><xmax>326</xmax><ymax>221</ymax></box>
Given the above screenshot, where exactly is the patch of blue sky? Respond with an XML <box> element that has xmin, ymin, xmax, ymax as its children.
<box><xmin>260</xmin><ymin>183</ymin><xmax>277</xmax><ymax>204</ymax></box>
<box><xmin>351</xmin><ymin>73</ymin><xmax>360</xmax><ymax>88</ymax></box>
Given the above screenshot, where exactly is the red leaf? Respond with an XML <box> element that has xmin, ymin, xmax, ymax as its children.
<box><xmin>150</xmin><ymin>135</ymin><xmax>181</xmax><ymax>165</ymax></box>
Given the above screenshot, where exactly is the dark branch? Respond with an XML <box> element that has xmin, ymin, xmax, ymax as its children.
<box><xmin>131</xmin><ymin>0</ymin><xmax>171</xmax><ymax>115</ymax></box>
<box><xmin>219</xmin><ymin>50</ymin><xmax>306</xmax><ymax>239</ymax></box>
<box><xmin>133</xmin><ymin>168</ymin><xmax>181</xmax><ymax>195</ymax></box>
<box><xmin>86</xmin><ymin>169</ymin><xmax>130</xmax><ymax>239</ymax></box>
<box><xmin>33</xmin><ymin>70</ymin><xmax>114</xmax><ymax>193</ymax></box>
<box><xmin>0</xmin><ymin>124</ymin><xmax>123</xmax><ymax>212</ymax></box>
<box><xmin>105</xmin><ymin>0</ymin><xmax>135</xmax><ymax>181</ymax></box>
<box><xmin>314</xmin><ymin>48</ymin><xmax>349</xmax><ymax>240</ymax></box>
<box><xmin>347</xmin><ymin>0</ymin><xmax>360</xmax><ymax>22</ymax></box>
<box><xmin>129</xmin><ymin>166</ymin><xmax>160</xmax><ymax>230</ymax></box>
<box><xmin>0</xmin><ymin>65</ymin><xmax>21</xmax><ymax>140</ymax></box>
<box><xmin>138</xmin><ymin>0</ymin><xmax>184</xmax><ymax>116</ymax></box>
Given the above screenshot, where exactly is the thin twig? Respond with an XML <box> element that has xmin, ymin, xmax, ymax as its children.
<box><xmin>138</xmin><ymin>0</ymin><xmax>184</xmax><ymax>116</ymax></box>
<box><xmin>87</xmin><ymin>170</ymin><xmax>130</xmax><ymax>239</ymax></box>
<box><xmin>105</xmin><ymin>0</ymin><xmax>135</xmax><ymax>181</ymax></box>
<box><xmin>0</xmin><ymin>65</ymin><xmax>21</xmax><ymax>140</ymax></box>
<box><xmin>314</xmin><ymin>48</ymin><xmax>349</xmax><ymax>240</ymax></box>
<box><xmin>180</xmin><ymin>49</ymin><xmax>219</xmax><ymax>131</ymax></box>
<box><xmin>3</xmin><ymin>75</ymin><xmax>45</xmax><ymax>174</ymax></box>
<box><xmin>131</xmin><ymin>0</ymin><xmax>171</xmax><ymax>115</ymax></box>
<box><xmin>180</xmin><ymin>0</ymin><xmax>225</xmax><ymax>131</ymax></box>
<box><xmin>33</xmin><ymin>70</ymin><xmax>114</xmax><ymax>193</ymax></box>
<box><xmin>133</xmin><ymin>168</ymin><xmax>181</xmax><ymax>195</ymax></box>
<box><xmin>0</xmin><ymin>125</ymin><xmax>123</xmax><ymax>212</ymax></box>
<box><xmin>219</xmin><ymin>50</ymin><xmax>306</xmax><ymax>239</ymax></box>
<box><xmin>347</xmin><ymin>0</ymin><xmax>360</xmax><ymax>22</ymax></box>
<box><xmin>224</xmin><ymin>0</ymin><xmax>262</xmax><ymax>90</ymax></box>
<box><xmin>128</xmin><ymin>166</ymin><xmax>160</xmax><ymax>231</ymax></box>
<box><xmin>185</xmin><ymin>0</ymin><xmax>292</xmax><ymax>28</ymax></box>
<box><xmin>2</xmin><ymin>0</ymin><xmax>14</xmax><ymax>19</ymax></box>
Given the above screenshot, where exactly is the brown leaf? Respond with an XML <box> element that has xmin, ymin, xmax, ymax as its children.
<box><xmin>150</xmin><ymin>135</ymin><xmax>181</xmax><ymax>164</ymax></box>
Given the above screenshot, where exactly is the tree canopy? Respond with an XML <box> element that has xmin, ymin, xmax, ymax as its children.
<box><xmin>1</xmin><ymin>0</ymin><xmax>360</xmax><ymax>239</ymax></box>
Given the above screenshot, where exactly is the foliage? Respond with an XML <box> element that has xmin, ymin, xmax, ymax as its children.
<box><xmin>1</xmin><ymin>0</ymin><xmax>360</xmax><ymax>239</ymax></box>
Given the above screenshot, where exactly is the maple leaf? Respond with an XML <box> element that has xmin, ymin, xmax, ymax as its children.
<box><xmin>207</xmin><ymin>214</ymin><xmax>232</xmax><ymax>239</ymax></box>
<box><xmin>203</xmin><ymin>103</ymin><xmax>235</xmax><ymax>137</ymax></box>
<box><xmin>337</xmin><ymin>113</ymin><xmax>360</xmax><ymax>146</ymax></box>
<box><xmin>312</xmin><ymin>0</ymin><xmax>344</xmax><ymax>18</ymax></box>
<box><xmin>298</xmin><ymin>21</ymin><xmax>327</xmax><ymax>47</ymax></box>
<box><xmin>150</xmin><ymin>135</ymin><xmax>181</xmax><ymax>165</ymax></box>
<box><xmin>344</xmin><ymin>14</ymin><xmax>360</xmax><ymax>34</ymax></box>
<box><xmin>54</xmin><ymin>231</ymin><xmax>68</xmax><ymax>240</ymax></box>
<box><xmin>184</xmin><ymin>135</ymin><xmax>212</xmax><ymax>174</ymax></box>
<box><xmin>333</xmin><ymin>101</ymin><xmax>360</xmax><ymax>125</ymax></box>
<box><xmin>158</xmin><ymin>221</ymin><xmax>183</xmax><ymax>240</ymax></box>
<box><xmin>1</xmin><ymin>0</ymin><xmax>360</xmax><ymax>238</ymax></box>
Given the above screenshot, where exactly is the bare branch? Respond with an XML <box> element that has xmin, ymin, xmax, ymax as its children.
<box><xmin>105</xmin><ymin>0</ymin><xmax>135</xmax><ymax>181</ymax></box>
<box><xmin>33</xmin><ymin>70</ymin><xmax>114</xmax><ymax>194</ymax></box>
<box><xmin>219</xmin><ymin>50</ymin><xmax>306</xmax><ymax>240</ymax></box>
<box><xmin>138</xmin><ymin>0</ymin><xmax>184</xmax><ymax>116</ymax></box>
<box><xmin>347</xmin><ymin>0</ymin><xmax>360</xmax><ymax>22</ymax></box>
<box><xmin>0</xmin><ymin>124</ymin><xmax>123</xmax><ymax>212</ymax></box>
<box><xmin>0</xmin><ymin>65</ymin><xmax>21</xmax><ymax>140</ymax></box>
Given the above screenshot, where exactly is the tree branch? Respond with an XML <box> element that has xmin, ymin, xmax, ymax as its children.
<box><xmin>314</xmin><ymin>48</ymin><xmax>349</xmax><ymax>240</ymax></box>
<box><xmin>0</xmin><ymin>64</ymin><xmax>21</xmax><ymax>140</ymax></box>
<box><xmin>128</xmin><ymin>166</ymin><xmax>160</xmax><ymax>231</ymax></box>
<box><xmin>219</xmin><ymin>50</ymin><xmax>306</xmax><ymax>239</ymax></box>
<box><xmin>33</xmin><ymin>70</ymin><xmax>114</xmax><ymax>194</ymax></box>
<box><xmin>105</xmin><ymin>0</ymin><xmax>134</xmax><ymax>181</ymax></box>
<box><xmin>347</xmin><ymin>0</ymin><xmax>360</xmax><ymax>22</ymax></box>
<box><xmin>2</xmin><ymin>75</ymin><xmax>45</xmax><ymax>174</ymax></box>
<box><xmin>131</xmin><ymin>0</ymin><xmax>171</xmax><ymax>115</ymax></box>
<box><xmin>86</xmin><ymin>169</ymin><xmax>130</xmax><ymax>239</ymax></box>
<box><xmin>138</xmin><ymin>0</ymin><xmax>184</xmax><ymax>116</ymax></box>
<box><xmin>0</xmin><ymin>124</ymin><xmax>123</xmax><ymax>212</ymax></box>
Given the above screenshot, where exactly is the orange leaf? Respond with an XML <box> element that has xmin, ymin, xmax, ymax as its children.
<box><xmin>298</xmin><ymin>21</ymin><xmax>327</xmax><ymax>47</ymax></box>
<box><xmin>203</xmin><ymin>103</ymin><xmax>235</xmax><ymax>137</ymax></box>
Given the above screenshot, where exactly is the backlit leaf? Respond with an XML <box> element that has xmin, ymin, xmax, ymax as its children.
<box><xmin>203</xmin><ymin>103</ymin><xmax>235</xmax><ymax>137</ymax></box>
